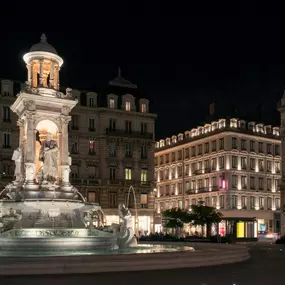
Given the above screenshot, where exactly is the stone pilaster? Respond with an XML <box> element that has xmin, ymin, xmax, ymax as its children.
<box><xmin>60</xmin><ymin>116</ymin><xmax>71</xmax><ymax>190</ymax></box>
<box><xmin>49</xmin><ymin>62</ymin><xmax>54</xmax><ymax>88</ymax></box>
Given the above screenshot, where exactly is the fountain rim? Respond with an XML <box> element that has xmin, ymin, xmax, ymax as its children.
<box><xmin>0</xmin><ymin>198</ymin><xmax>100</xmax><ymax>206</ymax></box>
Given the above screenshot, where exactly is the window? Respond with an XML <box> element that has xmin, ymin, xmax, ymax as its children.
<box><xmin>258</xmin><ymin>142</ymin><xmax>263</xmax><ymax>153</ymax></box>
<box><xmin>267</xmin><ymin>161</ymin><xmax>272</xmax><ymax>172</ymax></box>
<box><xmin>258</xmin><ymin>177</ymin><xmax>264</xmax><ymax>190</ymax></box>
<box><xmin>140</xmin><ymin>123</ymin><xmax>147</xmax><ymax>134</ymax></box>
<box><xmin>205</xmin><ymin>197</ymin><xmax>210</xmax><ymax>206</ymax></box>
<box><xmin>232</xmin><ymin>137</ymin><xmax>237</xmax><ymax>149</ymax></box>
<box><xmin>205</xmin><ymin>142</ymin><xmax>209</xmax><ymax>153</ymax></box>
<box><xmin>267</xmin><ymin>144</ymin><xmax>272</xmax><ymax>154</ymax></box>
<box><xmin>204</xmin><ymin>159</ymin><xmax>210</xmax><ymax>170</ymax></box>
<box><xmin>109</xmin><ymin>142</ymin><xmax>116</xmax><ymax>157</ymax></box>
<box><xmin>231</xmin><ymin>195</ymin><xmax>238</xmax><ymax>208</ymax></box>
<box><xmin>88</xmin><ymin>192</ymin><xmax>99</xmax><ymax>203</ymax></box>
<box><xmin>250</xmin><ymin>196</ymin><xmax>255</xmax><ymax>209</ymax></box>
<box><xmin>212</xmin><ymin>140</ymin><xmax>216</xmax><ymax>151</ymax></box>
<box><xmin>141</xmin><ymin>169</ymin><xmax>148</xmax><ymax>184</ymax></box>
<box><xmin>205</xmin><ymin>178</ymin><xmax>209</xmax><ymax>188</ymax></box>
<box><xmin>232</xmin><ymin>175</ymin><xmax>238</xmax><ymax>188</ymax></box>
<box><xmin>109</xmin><ymin>119</ymin><xmax>116</xmax><ymax>131</ymax></box>
<box><xmin>241</xmin><ymin>176</ymin><xmax>247</xmax><ymax>189</ymax></box>
<box><xmin>110</xmin><ymin>99</ymin><xmax>115</xmax><ymax>109</ymax></box>
<box><xmin>250</xmin><ymin>140</ymin><xmax>255</xmax><ymax>151</ymax></box>
<box><xmin>241</xmin><ymin>157</ymin><xmax>247</xmax><ymax>169</ymax></box>
<box><xmin>71</xmin><ymin>141</ymin><xmax>78</xmax><ymax>154</ymax></box>
<box><xmin>191</xmin><ymin>180</ymin><xmax>196</xmax><ymax>190</ymax></box>
<box><xmin>177</xmin><ymin>165</ymin><xmax>182</xmax><ymax>176</ymax></box>
<box><xmin>250</xmin><ymin>158</ymin><xmax>255</xmax><ymax>170</ymax></box>
<box><xmin>125</xmin><ymin>143</ymin><xmax>132</xmax><ymax>158</ymax></box>
<box><xmin>267</xmin><ymin>179</ymin><xmax>272</xmax><ymax>190</ymax></box>
<box><xmin>275</xmin><ymin>198</ymin><xmax>280</xmax><ymax>209</ymax></box>
<box><xmin>110</xmin><ymin>167</ymin><xmax>116</xmax><ymax>180</ymax></box>
<box><xmin>125</xmin><ymin>121</ymin><xmax>132</xmax><ymax>133</ymax></box>
<box><xmin>178</xmin><ymin>183</ymin><xmax>182</xmax><ymax>194</ymax></box>
<box><xmin>108</xmin><ymin>192</ymin><xmax>117</xmax><ymax>208</ymax></box>
<box><xmin>212</xmin><ymin>196</ymin><xmax>217</xmax><ymax>207</ymax></box>
<box><xmin>275</xmin><ymin>144</ymin><xmax>280</xmax><ymax>155</ymax></box>
<box><xmin>71</xmin><ymin>115</ymin><xmax>79</xmax><ymax>130</ymax></box>
<box><xmin>141</xmin><ymin>145</ymin><xmax>147</xmax><ymax>159</ymax></box>
<box><xmin>259</xmin><ymin>197</ymin><xmax>264</xmax><ymax>209</ymax></box>
<box><xmin>3</xmin><ymin>133</ymin><xmax>10</xmax><ymax>148</ymax></box>
<box><xmin>258</xmin><ymin>159</ymin><xmax>264</xmax><ymax>171</ymax></box>
<box><xmin>89</xmin><ymin>140</ymin><xmax>96</xmax><ymax>155</ymax></box>
<box><xmin>178</xmin><ymin>150</ymin><xmax>182</xmax><ymax>160</ymax></box>
<box><xmin>125</xmin><ymin>101</ymin><xmax>131</xmax><ymax>111</ymax></box>
<box><xmin>232</xmin><ymin>156</ymin><xmax>238</xmax><ymax>168</ymax></box>
<box><xmin>185</xmin><ymin>148</ymin><xmax>189</xmax><ymax>158</ymax></box>
<box><xmin>178</xmin><ymin>200</ymin><xmax>183</xmax><ymax>208</ymax></box>
<box><xmin>219</xmin><ymin>156</ymin><xmax>224</xmax><ymax>169</ymax></box>
<box><xmin>171</xmin><ymin>152</ymin><xmax>175</xmax><ymax>161</ymax></box>
<box><xmin>212</xmin><ymin>158</ymin><xmax>217</xmax><ymax>170</ymax></box>
<box><xmin>88</xmin><ymin>166</ymin><xmax>96</xmax><ymax>179</ymax></box>
<box><xmin>212</xmin><ymin>176</ymin><xmax>217</xmax><ymax>187</ymax></box>
<box><xmin>125</xmin><ymin>193</ymin><xmax>134</xmax><ymax>208</ymax></box>
<box><xmin>241</xmin><ymin>196</ymin><xmax>247</xmax><ymax>208</ymax></box>
<box><xmin>219</xmin><ymin>195</ymin><xmax>224</xmax><ymax>208</ymax></box>
<box><xmin>141</xmin><ymin>103</ymin><xmax>146</xmax><ymax>113</ymax></box>
<box><xmin>267</xmin><ymin>197</ymin><xmax>272</xmax><ymax>209</ymax></box>
<box><xmin>275</xmin><ymin>162</ymin><xmax>280</xmax><ymax>173</ymax></box>
<box><xmin>198</xmin><ymin>179</ymin><xmax>203</xmax><ymax>189</ymax></box>
<box><xmin>88</xmin><ymin>97</ymin><xmax>96</xmax><ymax>107</ymax></box>
<box><xmin>198</xmin><ymin>144</ymin><xmax>202</xmax><ymax>155</ymax></box>
<box><xmin>89</xmin><ymin>118</ymin><xmax>95</xmax><ymax>131</ymax></box>
<box><xmin>219</xmin><ymin>138</ymin><xmax>224</xmax><ymax>150</ymax></box>
<box><xmin>3</xmin><ymin>107</ymin><xmax>10</xmax><ymax>122</ymax></box>
<box><xmin>250</xmin><ymin>177</ymin><xmax>255</xmax><ymax>189</ymax></box>
<box><xmin>241</xmin><ymin>139</ymin><xmax>246</xmax><ymax>150</ymax></box>
<box><xmin>191</xmin><ymin>147</ymin><xmax>196</xmax><ymax>156</ymax></box>
<box><xmin>140</xmin><ymin>193</ymin><xmax>148</xmax><ymax>208</ymax></box>
<box><xmin>185</xmin><ymin>181</ymin><xmax>190</xmax><ymax>191</ymax></box>
<box><xmin>125</xmin><ymin>168</ymin><xmax>132</xmax><ymax>180</ymax></box>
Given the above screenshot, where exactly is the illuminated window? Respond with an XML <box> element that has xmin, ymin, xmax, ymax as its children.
<box><xmin>140</xmin><ymin>193</ymin><xmax>148</xmax><ymax>208</ymax></box>
<box><xmin>108</xmin><ymin>192</ymin><xmax>117</xmax><ymax>208</ymax></box>
<box><xmin>110</xmin><ymin>99</ymin><xmax>115</xmax><ymax>109</ymax></box>
<box><xmin>141</xmin><ymin>169</ymin><xmax>148</xmax><ymax>184</ymax></box>
<box><xmin>125</xmin><ymin>168</ymin><xmax>132</xmax><ymax>180</ymax></box>
<box><xmin>125</xmin><ymin>101</ymin><xmax>131</xmax><ymax>111</ymax></box>
<box><xmin>89</xmin><ymin>140</ymin><xmax>95</xmax><ymax>154</ymax></box>
<box><xmin>141</xmin><ymin>103</ymin><xmax>146</xmax><ymax>113</ymax></box>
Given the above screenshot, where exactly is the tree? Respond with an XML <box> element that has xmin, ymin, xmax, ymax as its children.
<box><xmin>162</xmin><ymin>208</ymin><xmax>191</xmax><ymax>234</ymax></box>
<box><xmin>190</xmin><ymin>201</ymin><xmax>223</xmax><ymax>238</ymax></box>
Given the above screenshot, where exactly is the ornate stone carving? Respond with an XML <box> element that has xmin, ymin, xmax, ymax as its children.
<box><xmin>25</xmin><ymin>162</ymin><xmax>35</xmax><ymax>181</ymax></box>
<box><xmin>61</xmin><ymin>105</ymin><xmax>71</xmax><ymax>115</ymax></box>
<box><xmin>12</xmin><ymin>145</ymin><xmax>24</xmax><ymax>183</ymax></box>
<box><xmin>66</xmin><ymin>88</ymin><xmax>72</xmax><ymax>98</ymax></box>
<box><xmin>24</xmin><ymin>86</ymin><xmax>40</xmax><ymax>95</ymax></box>
<box><xmin>39</xmin><ymin>132</ymin><xmax>59</xmax><ymax>184</ymax></box>
<box><xmin>24</xmin><ymin>100</ymin><xmax>36</xmax><ymax>111</ymax></box>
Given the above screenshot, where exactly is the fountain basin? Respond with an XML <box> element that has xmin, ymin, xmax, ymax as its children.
<box><xmin>0</xmin><ymin>228</ymin><xmax>118</xmax><ymax>255</ymax></box>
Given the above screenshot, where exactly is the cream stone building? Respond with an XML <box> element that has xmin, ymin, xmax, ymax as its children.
<box><xmin>154</xmin><ymin>118</ymin><xmax>281</xmax><ymax>234</ymax></box>
<box><xmin>0</xmin><ymin>35</ymin><xmax>156</xmax><ymax>234</ymax></box>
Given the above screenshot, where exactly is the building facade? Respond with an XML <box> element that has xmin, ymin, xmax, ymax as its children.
<box><xmin>0</xmin><ymin>35</ymin><xmax>156</xmax><ymax>234</ymax></box>
<box><xmin>154</xmin><ymin>118</ymin><xmax>281</xmax><ymax>234</ymax></box>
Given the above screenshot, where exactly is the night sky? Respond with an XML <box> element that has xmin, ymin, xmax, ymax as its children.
<box><xmin>1</xmin><ymin>6</ymin><xmax>285</xmax><ymax>139</ymax></box>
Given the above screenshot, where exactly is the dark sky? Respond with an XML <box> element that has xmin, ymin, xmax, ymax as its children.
<box><xmin>1</xmin><ymin>4</ymin><xmax>285</xmax><ymax>139</ymax></box>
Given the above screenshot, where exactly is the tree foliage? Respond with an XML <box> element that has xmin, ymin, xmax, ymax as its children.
<box><xmin>162</xmin><ymin>202</ymin><xmax>223</xmax><ymax>237</ymax></box>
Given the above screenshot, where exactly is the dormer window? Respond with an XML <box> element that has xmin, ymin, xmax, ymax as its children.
<box><xmin>126</xmin><ymin>101</ymin><xmax>131</xmax><ymax>111</ymax></box>
<box><xmin>88</xmin><ymin>97</ymin><xmax>96</xmax><ymax>107</ymax></box>
<box><xmin>110</xmin><ymin>99</ymin><xmax>115</xmax><ymax>109</ymax></box>
<box><xmin>141</xmin><ymin>103</ymin><xmax>146</xmax><ymax>113</ymax></box>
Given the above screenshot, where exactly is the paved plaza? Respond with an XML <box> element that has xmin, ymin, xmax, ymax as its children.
<box><xmin>0</xmin><ymin>243</ymin><xmax>284</xmax><ymax>285</ymax></box>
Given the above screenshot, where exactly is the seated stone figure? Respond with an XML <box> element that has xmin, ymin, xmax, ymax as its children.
<box><xmin>109</xmin><ymin>204</ymin><xmax>137</xmax><ymax>248</ymax></box>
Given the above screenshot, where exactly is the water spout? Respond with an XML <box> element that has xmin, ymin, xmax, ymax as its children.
<box><xmin>127</xmin><ymin>185</ymin><xmax>138</xmax><ymax>235</ymax></box>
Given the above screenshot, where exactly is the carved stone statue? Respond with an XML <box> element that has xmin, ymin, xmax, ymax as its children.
<box><xmin>12</xmin><ymin>145</ymin><xmax>24</xmax><ymax>183</ymax></box>
<box><xmin>109</xmin><ymin>204</ymin><xmax>137</xmax><ymax>248</ymax></box>
<box><xmin>39</xmin><ymin>132</ymin><xmax>58</xmax><ymax>184</ymax></box>
<box><xmin>65</xmin><ymin>88</ymin><xmax>72</xmax><ymax>98</ymax></box>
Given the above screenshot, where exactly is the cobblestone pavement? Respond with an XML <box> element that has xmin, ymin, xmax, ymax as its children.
<box><xmin>1</xmin><ymin>244</ymin><xmax>284</xmax><ymax>285</ymax></box>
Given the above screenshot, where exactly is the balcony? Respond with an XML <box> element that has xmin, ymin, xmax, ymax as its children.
<box><xmin>106</xmin><ymin>128</ymin><xmax>153</xmax><ymax>139</ymax></box>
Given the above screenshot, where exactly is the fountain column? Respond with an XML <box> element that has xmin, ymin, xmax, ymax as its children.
<box><xmin>25</xmin><ymin>112</ymin><xmax>37</xmax><ymax>189</ymax></box>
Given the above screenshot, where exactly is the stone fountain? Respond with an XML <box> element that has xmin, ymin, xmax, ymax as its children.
<box><xmin>0</xmin><ymin>34</ymin><xmax>137</xmax><ymax>255</ymax></box>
